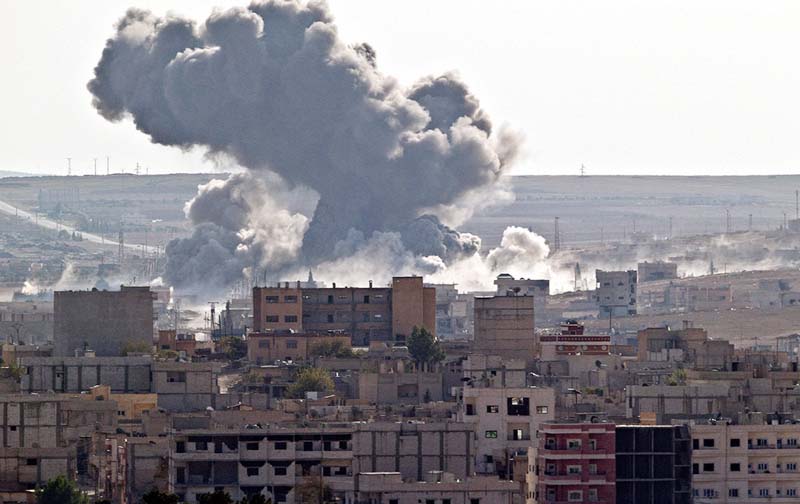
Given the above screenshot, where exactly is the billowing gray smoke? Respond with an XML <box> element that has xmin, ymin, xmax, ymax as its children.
<box><xmin>89</xmin><ymin>1</ymin><xmax>519</xmax><ymax>290</ymax></box>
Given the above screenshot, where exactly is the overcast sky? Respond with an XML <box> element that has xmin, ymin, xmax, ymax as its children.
<box><xmin>2</xmin><ymin>0</ymin><xmax>799</xmax><ymax>176</ymax></box>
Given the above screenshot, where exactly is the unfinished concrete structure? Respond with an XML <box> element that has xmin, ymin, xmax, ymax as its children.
<box><xmin>252</xmin><ymin>277</ymin><xmax>435</xmax><ymax>346</ymax></box>
<box><xmin>638</xmin><ymin>261</ymin><xmax>679</xmax><ymax>283</ymax></box>
<box><xmin>54</xmin><ymin>286</ymin><xmax>155</xmax><ymax>356</ymax></box>
<box><xmin>353</xmin><ymin>471</ymin><xmax>519</xmax><ymax>504</ymax></box>
<box><xmin>594</xmin><ymin>269</ymin><xmax>637</xmax><ymax>316</ymax></box>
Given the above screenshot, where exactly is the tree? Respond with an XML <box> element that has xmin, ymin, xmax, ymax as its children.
<box><xmin>121</xmin><ymin>340</ymin><xmax>153</xmax><ymax>356</ymax></box>
<box><xmin>286</xmin><ymin>367</ymin><xmax>334</xmax><ymax>399</ymax></box>
<box><xmin>197</xmin><ymin>490</ymin><xmax>234</xmax><ymax>504</ymax></box>
<box><xmin>220</xmin><ymin>336</ymin><xmax>247</xmax><ymax>361</ymax></box>
<box><xmin>142</xmin><ymin>488</ymin><xmax>180</xmax><ymax>504</ymax></box>
<box><xmin>238</xmin><ymin>494</ymin><xmax>270</xmax><ymax>504</ymax></box>
<box><xmin>294</xmin><ymin>475</ymin><xmax>333</xmax><ymax>504</ymax></box>
<box><xmin>309</xmin><ymin>340</ymin><xmax>355</xmax><ymax>359</ymax></box>
<box><xmin>35</xmin><ymin>476</ymin><xmax>89</xmax><ymax>504</ymax></box>
<box><xmin>406</xmin><ymin>326</ymin><xmax>444</xmax><ymax>366</ymax></box>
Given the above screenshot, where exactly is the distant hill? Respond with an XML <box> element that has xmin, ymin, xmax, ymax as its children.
<box><xmin>0</xmin><ymin>170</ymin><xmax>37</xmax><ymax>179</ymax></box>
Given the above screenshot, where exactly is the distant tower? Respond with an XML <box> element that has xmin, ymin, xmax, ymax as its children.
<box><xmin>135</xmin><ymin>162</ymin><xmax>141</xmax><ymax>176</ymax></box>
<box><xmin>725</xmin><ymin>209</ymin><xmax>731</xmax><ymax>234</ymax></box>
<box><xmin>709</xmin><ymin>259</ymin><xmax>715</xmax><ymax>276</ymax></box>
<box><xmin>308</xmin><ymin>270</ymin><xmax>314</xmax><ymax>284</ymax></box>
<box><xmin>66</xmin><ymin>157</ymin><xmax>71</xmax><ymax>177</ymax></box>
<box><xmin>553</xmin><ymin>217</ymin><xmax>561</xmax><ymax>252</ymax></box>
<box><xmin>574</xmin><ymin>262</ymin><xmax>582</xmax><ymax>292</ymax></box>
<box><xmin>118</xmin><ymin>225</ymin><xmax>124</xmax><ymax>266</ymax></box>
<box><xmin>580</xmin><ymin>164</ymin><xmax>586</xmax><ymax>177</ymax></box>
<box><xmin>668</xmin><ymin>216</ymin><xmax>673</xmax><ymax>240</ymax></box>
<box><xmin>749</xmin><ymin>213</ymin><xmax>753</xmax><ymax>231</ymax></box>
<box><xmin>106</xmin><ymin>156</ymin><xmax>110</xmax><ymax>176</ymax></box>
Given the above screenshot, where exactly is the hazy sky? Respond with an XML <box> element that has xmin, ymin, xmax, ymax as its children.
<box><xmin>2</xmin><ymin>0</ymin><xmax>800</xmax><ymax>176</ymax></box>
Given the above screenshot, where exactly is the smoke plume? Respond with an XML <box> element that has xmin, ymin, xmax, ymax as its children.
<box><xmin>89</xmin><ymin>1</ymin><xmax>525</xmax><ymax>291</ymax></box>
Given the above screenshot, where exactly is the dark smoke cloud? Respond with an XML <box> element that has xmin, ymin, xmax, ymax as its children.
<box><xmin>89</xmin><ymin>0</ymin><xmax>520</xmax><ymax>290</ymax></box>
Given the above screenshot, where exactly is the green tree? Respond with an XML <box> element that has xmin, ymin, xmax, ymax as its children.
<box><xmin>406</xmin><ymin>326</ymin><xmax>444</xmax><ymax>365</ymax></box>
<box><xmin>286</xmin><ymin>367</ymin><xmax>334</xmax><ymax>398</ymax></box>
<box><xmin>121</xmin><ymin>340</ymin><xmax>153</xmax><ymax>356</ymax></box>
<box><xmin>309</xmin><ymin>340</ymin><xmax>355</xmax><ymax>359</ymax></box>
<box><xmin>197</xmin><ymin>490</ymin><xmax>234</xmax><ymax>504</ymax></box>
<box><xmin>220</xmin><ymin>336</ymin><xmax>247</xmax><ymax>361</ymax></box>
<box><xmin>35</xmin><ymin>476</ymin><xmax>89</xmax><ymax>504</ymax></box>
<box><xmin>142</xmin><ymin>488</ymin><xmax>180</xmax><ymax>504</ymax></box>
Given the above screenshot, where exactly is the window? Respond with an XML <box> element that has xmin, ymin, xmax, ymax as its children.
<box><xmin>176</xmin><ymin>442</ymin><xmax>185</xmax><ymax>453</ymax></box>
<box><xmin>266</xmin><ymin>315</ymin><xmax>279</xmax><ymax>323</ymax></box>
<box><xmin>756</xmin><ymin>438</ymin><xmax>768</xmax><ymax>447</ymax></box>
<box><xmin>465</xmin><ymin>404</ymin><xmax>475</xmax><ymax>415</ymax></box>
<box><xmin>363</xmin><ymin>295</ymin><xmax>370</xmax><ymax>304</ymax></box>
<box><xmin>25</xmin><ymin>459</ymin><xmax>36</xmax><ymax>466</ymax></box>
<box><xmin>327</xmin><ymin>314</ymin><xmax>334</xmax><ymax>323</ymax></box>
<box><xmin>511</xmin><ymin>429</ymin><xmax>525</xmax><ymax>441</ymax></box>
<box><xmin>703</xmin><ymin>489</ymin><xmax>715</xmax><ymax>498</ymax></box>
<box><xmin>567</xmin><ymin>465</ymin><xmax>581</xmax><ymax>475</ymax></box>
<box><xmin>588</xmin><ymin>489</ymin><xmax>598</xmax><ymax>502</ymax></box>
<box><xmin>266</xmin><ymin>296</ymin><xmax>279</xmax><ymax>303</ymax></box>
<box><xmin>486</xmin><ymin>405</ymin><xmax>499</xmax><ymax>413</ymax></box>
<box><xmin>274</xmin><ymin>442</ymin><xmax>287</xmax><ymax>450</ymax></box>
<box><xmin>166</xmin><ymin>371</ymin><xmax>186</xmax><ymax>383</ymax></box>
<box><xmin>729</xmin><ymin>489</ymin><xmax>739</xmax><ymax>498</ymax></box>
<box><xmin>789</xmin><ymin>439</ymin><xmax>799</xmax><ymax>447</ymax></box>
<box><xmin>703</xmin><ymin>463</ymin><xmax>715</xmax><ymax>472</ymax></box>
<box><xmin>730</xmin><ymin>438</ymin><xmax>740</xmax><ymax>447</ymax></box>
<box><xmin>788</xmin><ymin>463</ymin><xmax>798</xmax><ymax>472</ymax></box>
<box><xmin>568</xmin><ymin>490</ymin><xmax>583</xmax><ymax>502</ymax></box>
<box><xmin>246</xmin><ymin>442</ymin><xmax>259</xmax><ymax>451</ymax></box>
<box><xmin>286</xmin><ymin>340</ymin><xmax>298</xmax><ymax>349</ymax></box>
<box><xmin>303</xmin><ymin>441</ymin><xmax>313</xmax><ymax>451</ymax></box>
<box><xmin>195</xmin><ymin>441</ymin><xmax>208</xmax><ymax>451</ymax></box>
<box><xmin>567</xmin><ymin>439</ymin><xmax>582</xmax><ymax>450</ymax></box>
<box><xmin>507</xmin><ymin>397</ymin><xmax>530</xmax><ymax>416</ymax></box>
<box><xmin>588</xmin><ymin>463</ymin><xmax>598</xmax><ymax>475</ymax></box>
<box><xmin>339</xmin><ymin>440</ymin><xmax>348</xmax><ymax>450</ymax></box>
<box><xmin>759</xmin><ymin>489</ymin><xmax>769</xmax><ymax>497</ymax></box>
<box><xmin>274</xmin><ymin>466</ymin><xmax>287</xmax><ymax>476</ymax></box>
<box><xmin>442</xmin><ymin>500</ymin><xmax>451</xmax><ymax>504</ymax></box>
<box><xmin>470</xmin><ymin>500</ymin><xmax>480</xmax><ymax>504</ymax></box>
<box><xmin>692</xmin><ymin>439</ymin><xmax>699</xmax><ymax>450</ymax></box>
<box><xmin>730</xmin><ymin>463</ymin><xmax>740</xmax><ymax>472</ymax></box>
<box><xmin>703</xmin><ymin>438</ymin><xmax>715</xmax><ymax>448</ymax></box>
<box><xmin>485</xmin><ymin>431</ymin><xmax>498</xmax><ymax>438</ymax></box>
<box><xmin>426</xmin><ymin>500</ymin><xmax>435</xmax><ymax>504</ymax></box>
<box><xmin>389</xmin><ymin>500</ymin><xmax>399</xmax><ymax>504</ymax></box>
<box><xmin>9</xmin><ymin>426</ymin><xmax>16</xmax><ymax>432</ymax></box>
<box><xmin>284</xmin><ymin>315</ymin><xmax>298</xmax><ymax>323</ymax></box>
<box><xmin>247</xmin><ymin>467</ymin><xmax>259</xmax><ymax>476</ymax></box>
<box><xmin>327</xmin><ymin>295</ymin><xmax>334</xmax><ymax>304</ymax></box>
<box><xmin>589</xmin><ymin>439</ymin><xmax>597</xmax><ymax>450</ymax></box>
<box><xmin>692</xmin><ymin>463</ymin><xmax>699</xmax><ymax>475</ymax></box>
<box><xmin>536</xmin><ymin>406</ymin><xmax>549</xmax><ymax>414</ymax></box>
<box><xmin>788</xmin><ymin>489</ymin><xmax>797</xmax><ymax>497</ymax></box>
<box><xmin>284</xmin><ymin>295</ymin><xmax>297</xmax><ymax>303</ymax></box>
<box><xmin>258</xmin><ymin>340</ymin><xmax>270</xmax><ymax>348</ymax></box>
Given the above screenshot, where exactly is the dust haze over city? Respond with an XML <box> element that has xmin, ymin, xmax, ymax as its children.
<box><xmin>4</xmin><ymin>1</ymin><xmax>800</xmax><ymax>503</ymax></box>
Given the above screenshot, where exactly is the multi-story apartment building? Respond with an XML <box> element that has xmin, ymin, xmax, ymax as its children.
<box><xmin>459</xmin><ymin>360</ymin><xmax>556</xmax><ymax>476</ymax></box>
<box><xmin>246</xmin><ymin>330</ymin><xmax>351</xmax><ymax>364</ymax></box>
<box><xmin>594</xmin><ymin>270</ymin><xmax>637</xmax><ymax>316</ymax></box>
<box><xmin>691</xmin><ymin>420</ymin><xmax>800</xmax><ymax>502</ymax></box>
<box><xmin>616</xmin><ymin>425</ymin><xmax>692</xmax><ymax>504</ymax></box>
<box><xmin>528</xmin><ymin>422</ymin><xmax>616</xmax><ymax>504</ymax></box>
<box><xmin>354</xmin><ymin>471</ymin><xmax>519</xmax><ymax>504</ymax></box>
<box><xmin>169</xmin><ymin>425</ymin><xmax>354</xmax><ymax>504</ymax></box>
<box><xmin>253</xmin><ymin>277</ymin><xmax>435</xmax><ymax>346</ymax></box>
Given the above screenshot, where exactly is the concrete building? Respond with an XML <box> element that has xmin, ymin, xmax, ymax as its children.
<box><xmin>637</xmin><ymin>261</ymin><xmax>678</xmax><ymax>283</ymax></box>
<box><xmin>495</xmin><ymin>274</ymin><xmax>549</xmax><ymax>312</ymax></box>
<box><xmin>353</xmin><ymin>471</ymin><xmax>519</xmax><ymax>504</ymax></box>
<box><xmin>246</xmin><ymin>331</ymin><xmax>351</xmax><ymax>364</ymax></box>
<box><xmin>473</xmin><ymin>295</ymin><xmax>536</xmax><ymax>360</ymax></box>
<box><xmin>637</xmin><ymin>324</ymin><xmax>733</xmax><ymax>370</ymax></box>
<box><xmin>351</xmin><ymin>421</ymin><xmax>475</xmax><ymax>481</ymax></box>
<box><xmin>691</xmin><ymin>420</ymin><xmax>800</xmax><ymax>502</ymax></box>
<box><xmin>252</xmin><ymin>277</ymin><xmax>435</xmax><ymax>346</ymax></box>
<box><xmin>625</xmin><ymin>382</ymin><xmax>732</xmax><ymax>423</ymax></box>
<box><xmin>528</xmin><ymin>422</ymin><xmax>616</xmax><ymax>504</ymax></box>
<box><xmin>0</xmin><ymin>301</ymin><xmax>53</xmax><ymax>345</ymax></box>
<box><xmin>615</xmin><ymin>425</ymin><xmax>692</xmax><ymax>504</ymax></box>
<box><xmin>54</xmin><ymin>286</ymin><xmax>155</xmax><ymax>357</ymax></box>
<box><xmin>594</xmin><ymin>270</ymin><xmax>637</xmax><ymax>316</ymax></box>
<box><xmin>152</xmin><ymin>361</ymin><xmax>221</xmax><ymax>412</ymax></box>
<box><xmin>20</xmin><ymin>355</ymin><xmax>153</xmax><ymax>393</ymax></box>
<box><xmin>169</xmin><ymin>425</ymin><xmax>354</xmax><ymax>504</ymax></box>
<box><xmin>459</xmin><ymin>358</ymin><xmax>556</xmax><ymax>476</ymax></box>
<box><xmin>357</xmin><ymin>360</ymin><xmax>444</xmax><ymax>405</ymax></box>
<box><xmin>428</xmin><ymin>283</ymin><xmax>471</xmax><ymax>340</ymax></box>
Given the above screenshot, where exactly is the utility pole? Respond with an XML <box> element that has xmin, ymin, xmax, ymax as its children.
<box><xmin>553</xmin><ymin>217</ymin><xmax>561</xmax><ymax>253</ymax></box>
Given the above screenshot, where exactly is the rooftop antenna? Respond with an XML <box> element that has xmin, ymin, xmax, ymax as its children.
<box><xmin>66</xmin><ymin>157</ymin><xmax>71</xmax><ymax>177</ymax></box>
<box><xmin>574</xmin><ymin>262</ymin><xmax>582</xmax><ymax>291</ymax></box>
<box><xmin>553</xmin><ymin>217</ymin><xmax>561</xmax><ymax>252</ymax></box>
<box><xmin>135</xmin><ymin>162</ymin><xmax>141</xmax><ymax>176</ymax></box>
